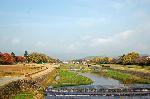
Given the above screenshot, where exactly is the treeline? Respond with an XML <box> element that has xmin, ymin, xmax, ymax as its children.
<box><xmin>0</xmin><ymin>51</ymin><xmax>61</xmax><ymax>65</ymax></box>
<box><xmin>90</xmin><ymin>52</ymin><xmax>150</xmax><ymax>66</ymax></box>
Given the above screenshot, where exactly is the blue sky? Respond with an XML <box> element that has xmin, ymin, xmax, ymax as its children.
<box><xmin>0</xmin><ymin>0</ymin><xmax>150</xmax><ymax>60</ymax></box>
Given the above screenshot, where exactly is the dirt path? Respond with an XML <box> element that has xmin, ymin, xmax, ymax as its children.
<box><xmin>0</xmin><ymin>64</ymin><xmax>60</xmax><ymax>87</ymax></box>
<box><xmin>0</xmin><ymin>76</ymin><xmax>25</xmax><ymax>86</ymax></box>
<box><xmin>30</xmin><ymin>64</ymin><xmax>58</xmax><ymax>79</ymax></box>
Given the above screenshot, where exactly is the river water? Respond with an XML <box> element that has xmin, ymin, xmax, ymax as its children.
<box><xmin>79</xmin><ymin>72</ymin><xmax>121</xmax><ymax>86</ymax></box>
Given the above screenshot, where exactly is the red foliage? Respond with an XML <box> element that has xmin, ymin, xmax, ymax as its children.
<box><xmin>15</xmin><ymin>56</ymin><xmax>26</xmax><ymax>63</ymax></box>
<box><xmin>0</xmin><ymin>53</ymin><xmax>15</xmax><ymax>65</ymax></box>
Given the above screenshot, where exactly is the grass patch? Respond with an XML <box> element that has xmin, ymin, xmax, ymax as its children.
<box><xmin>53</xmin><ymin>69</ymin><xmax>93</xmax><ymax>87</ymax></box>
<box><xmin>102</xmin><ymin>69</ymin><xmax>150</xmax><ymax>84</ymax></box>
<box><xmin>14</xmin><ymin>92</ymin><xmax>33</xmax><ymax>99</ymax></box>
<box><xmin>45</xmin><ymin>65</ymin><xmax>93</xmax><ymax>88</ymax></box>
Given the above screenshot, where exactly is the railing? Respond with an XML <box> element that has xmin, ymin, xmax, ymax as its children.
<box><xmin>45</xmin><ymin>85</ymin><xmax>150</xmax><ymax>96</ymax></box>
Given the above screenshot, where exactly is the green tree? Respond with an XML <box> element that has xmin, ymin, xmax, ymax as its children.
<box><xmin>11</xmin><ymin>52</ymin><xmax>15</xmax><ymax>58</ymax></box>
<box><xmin>24</xmin><ymin>51</ymin><xmax>29</xmax><ymax>57</ymax></box>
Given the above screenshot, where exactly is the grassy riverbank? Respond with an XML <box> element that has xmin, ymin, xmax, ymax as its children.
<box><xmin>52</xmin><ymin>69</ymin><xmax>93</xmax><ymax>87</ymax></box>
<box><xmin>102</xmin><ymin>64</ymin><xmax>150</xmax><ymax>73</ymax></box>
<box><xmin>14</xmin><ymin>92</ymin><xmax>33</xmax><ymax>99</ymax></box>
<box><xmin>101</xmin><ymin>69</ymin><xmax>150</xmax><ymax>84</ymax></box>
<box><xmin>44</xmin><ymin>65</ymin><xmax>93</xmax><ymax>88</ymax></box>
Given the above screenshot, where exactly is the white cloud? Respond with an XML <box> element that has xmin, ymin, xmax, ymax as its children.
<box><xmin>64</xmin><ymin>26</ymin><xmax>150</xmax><ymax>58</ymax></box>
<box><xmin>95</xmin><ymin>38</ymin><xmax>112</xmax><ymax>43</ymax></box>
<box><xmin>116</xmin><ymin>30</ymin><xmax>135</xmax><ymax>40</ymax></box>
<box><xmin>35</xmin><ymin>41</ymin><xmax>46</xmax><ymax>47</ymax></box>
<box><xmin>82</xmin><ymin>35</ymin><xmax>93</xmax><ymax>40</ymax></box>
<box><xmin>11</xmin><ymin>38</ymin><xmax>20</xmax><ymax>44</ymax></box>
<box><xmin>90</xmin><ymin>38</ymin><xmax>112</xmax><ymax>47</ymax></box>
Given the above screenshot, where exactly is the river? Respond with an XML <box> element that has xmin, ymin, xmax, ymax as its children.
<box><xmin>79</xmin><ymin>72</ymin><xmax>121</xmax><ymax>86</ymax></box>
<box><xmin>45</xmin><ymin>71</ymin><xmax>150</xmax><ymax>99</ymax></box>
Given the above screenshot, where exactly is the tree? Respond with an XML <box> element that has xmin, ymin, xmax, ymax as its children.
<box><xmin>15</xmin><ymin>56</ymin><xmax>26</xmax><ymax>63</ymax></box>
<box><xmin>0</xmin><ymin>53</ymin><xmax>15</xmax><ymax>65</ymax></box>
<box><xmin>0</xmin><ymin>52</ymin><xmax>3</xmax><ymax>64</ymax></box>
<box><xmin>134</xmin><ymin>56</ymin><xmax>146</xmax><ymax>66</ymax></box>
<box><xmin>91</xmin><ymin>57</ymin><xmax>102</xmax><ymax>64</ymax></box>
<box><xmin>24</xmin><ymin>51</ymin><xmax>29</xmax><ymax>57</ymax></box>
<box><xmin>11</xmin><ymin>52</ymin><xmax>15</xmax><ymax>58</ymax></box>
<box><xmin>27</xmin><ymin>52</ymin><xmax>56</xmax><ymax>64</ymax></box>
<box><xmin>121</xmin><ymin>52</ymin><xmax>140</xmax><ymax>65</ymax></box>
<box><xmin>147</xmin><ymin>57</ymin><xmax>150</xmax><ymax>65</ymax></box>
<box><xmin>134</xmin><ymin>56</ymin><xmax>150</xmax><ymax>66</ymax></box>
<box><xmin>103</xmin><ymin>57</ymin><xmax>113</xmax><ymax>64</ymax></box>
<box><xmin>122</xmin><ymin>55</ymin><xmax>132</xmax><ymax>65</ymax></box>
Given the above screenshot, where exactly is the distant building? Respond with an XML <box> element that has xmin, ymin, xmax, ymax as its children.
<box><xmin>63</xmin><ymin>61</ymin><xmax>69</xmax><ymax>64</ymax></box>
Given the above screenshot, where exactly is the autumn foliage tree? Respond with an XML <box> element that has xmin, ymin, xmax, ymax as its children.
<box><xmin>0</xmin><ymin>53</ymin><xmax>15</xmax><ymax>65</ymax></box>
<box><xmin>119</xmin><ymin>52</ymin><xmax>140</xmax><ymax>65</ymax></box>
<box><xmin>27</xmin><ymin>52</ymin><xmax>56</xmax><ymax>64</ymax></box>
<box><xmin>134</xmin><ymin>56</ymin><xmax>150</xmax><ymax>66</ymax></box>
<box><xmin>90</xmin><ymin>57</ymin><xmax>113</xmax><ymax>64</ymax></box>
<box><xmin>15</xmin><ymin>56</ymin><xmax>26</xmax><ymax>63</ymax></box>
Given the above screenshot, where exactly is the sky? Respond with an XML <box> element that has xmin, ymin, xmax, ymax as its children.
<box><xmin>0</xmin><ymin>0</ymin><xmax>150</xmax><ymax>60</ymax></box>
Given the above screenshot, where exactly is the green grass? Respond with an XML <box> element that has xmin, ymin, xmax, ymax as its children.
<box><xmin>103</xmin><ymin>69</ymin><xmax>150</xmax><ymax>84</ymax></box>
<box><xmin>43</xmin><ymin>65</ymin><xmax>93</xmax><ymax>88</ymax></box>
<box><xmin>14</xmin><ymin>92</ymin><xmax>33</xmax><ymax>99</ymax></box>
<box><xmin>52</xmin><ymin>69</ymin><xmax>93</xmax><ymax>87</ymax></box>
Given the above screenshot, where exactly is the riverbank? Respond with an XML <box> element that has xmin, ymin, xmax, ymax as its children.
<box><xmin>102</xmin><ymin>64</ymin><xmax>150</xmax><ymax>74</ymax></box>
<box><xmin>0</xmin><ymin>64</ymin><xmax>93</xmax><ymax>98</ymax></box>
<box><xmin>44</xmin><ymin>65</ymin><xmax>93</xmax><ymax>88</ymax></box>
<box><xmin>100</xmin><ymin>69</ymin><xmax>150</xmax><ymax>84</ymax></box>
